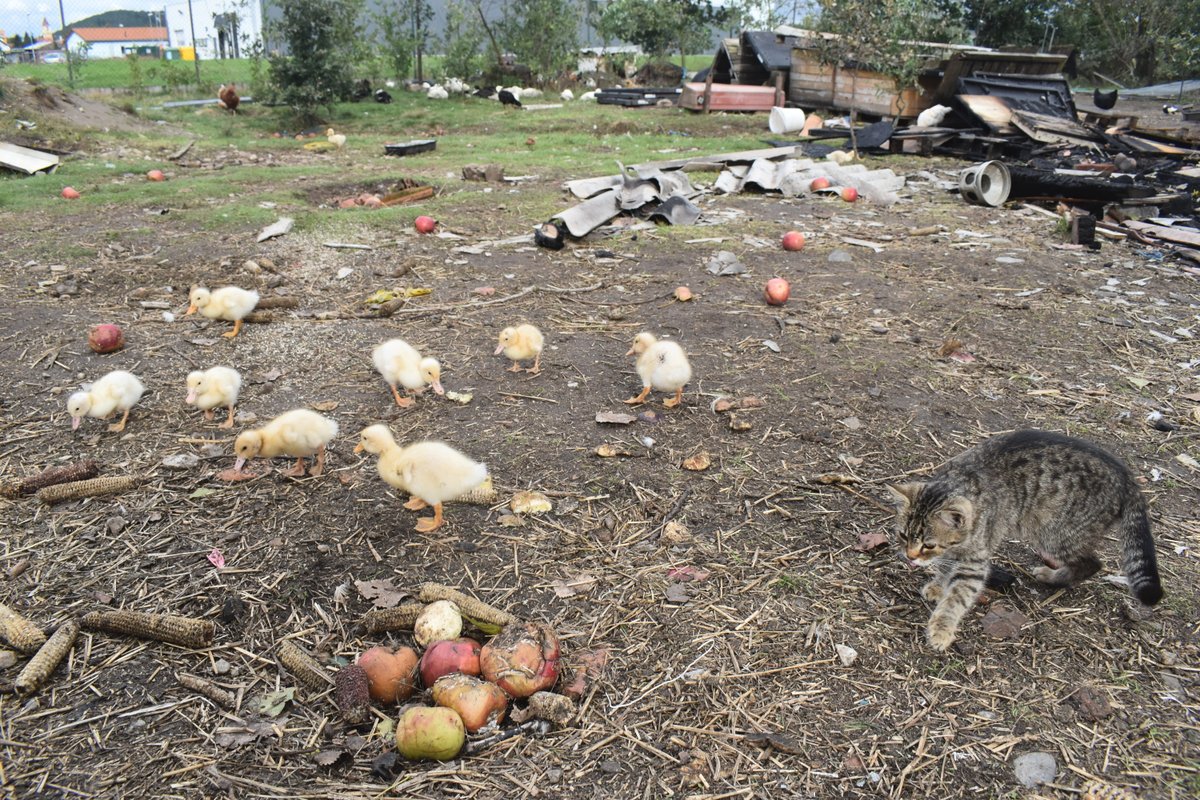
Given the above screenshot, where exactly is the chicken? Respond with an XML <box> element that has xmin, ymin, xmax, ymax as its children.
<box><xmin>68</xmin><ymin>370</ymin><xmax>145</xmax><ymax>432</ymax></box>
<box><xmin>916</xmin><ymin>103</ymin><xmax>951</xmax><ymax>128</ymax></box>
<box><xmin>520</xmin><ymin>87</ymin><xmax>543</xmax><ymax>99</ymax></box>
<box><xmin>495</xmin><ymin>324</ymin><xmax>544</xmax><ymax>373</ymax></box>
<box><xmin>560</xmin><ymin>88</ymin><xmax>575</xmax><ymax>102</ymax></box>
<box><xmin>578</xmin><ymin>90</ymin><xmax>597</xmax><ymax>102</ymax></box>
<box><xmin>233</xmin><ymin>409</ymin><xmax>338</xmax><ymax>477</ymax></box>
<box><xmin>427</xmin><ymin>84</ymin><xmax>449</xmax><ymax>100</ymax></box>
<box><xmin>326</xmin><ymin>128</ymin><xmax>347</xmax><ymax>148</ymax></box>
<box><xmin>826</xmin><ymin>150</ymin><xmax>859</xmax><ymax>166</ymax></box>
<box><xmin>185</xmin><ymin>366</ymin><xmax>242</xmax><ymax>428</ymax></box>
<box><xmin>217</xmin><ymin>83</ymin><xmax>240</xmax><ymax>113</ymax></box>
<box><xmin>498</xmin><ymin>89</ymin><xmax>522</xmax><ymax>108</ymax></box>
<box><xmin>473</xmin><ymin>86</ymin><xmax>496</xmax><ymax>99</ymax></box>
<box><xmin>374</xmin><ymin>88</ymin><xmax>393</xmax><ymax>104</ymax></box>
<box><xmin>355</xmin><ymin>425</ymin><xmax>488</xmax><ymax>532</ymax></box>
<box><xmin>624</xmin><ymin>332</ymin><xmax>692</xmax><ymax>408</ymax></box>
<box><xmin>185</xmin><ymin>285</ymin><xmax>260</xmax><ymax>338</ymax></box>
<box><xmin>1093</xmin><ymin>87</ymin><xmax>1118</xmax><ymax>110</ymax></box>
<box><xmin>372</xmin><ymin>338</ymin><xmax>444</xmax><ymax>408</ymax></box>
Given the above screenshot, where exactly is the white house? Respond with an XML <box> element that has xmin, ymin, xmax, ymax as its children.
<box><xmin>66</xmin><ymin>27</ymin><xmax>169</xmax><ymax>59</ymax></box>
<box><xmin>165</xmin><ymin>1</ymin><xmax>264</xmax><ymax>60</ymax></box>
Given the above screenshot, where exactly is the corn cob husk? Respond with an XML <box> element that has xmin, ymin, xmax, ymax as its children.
<box><xmin>15</xmin><ymin>620</ymin><xmax>78</xmax><ymax>694</ymax></box>
<box><xmin>0</xmin><ymin>603</ymin><xmax>47</xmax><ymax>653</ymax></box>
<box><xmin>177</xmin><ymin>672</ymin><xmax>237</xmax><ymax>710</ymax></box>
<box><xmin>37</xmin><ymin>476</ymin><xmax>139</xmax><ymax>505</ymax></box>
<box><xmin>253</xmin><ymin>296</ymin><xmax>299</xmax><ymax>310</ymax></box>
<box><xmin>361</xmin><ymin>603</ymin><xmax>425</xmax><ymax>634</ymax></box>
<box><xmin>417</xmin><ymin>583</ymin><xmax>516</xmax><ymax>630</ymax></box>
<box><xmin>243</xmin><ymin>311</ymin><xmax>275</xmax><ymax>324</ymax></box>
<box><xmin>1082</xmin><ymin>780</ymin><xmax>1139</xmax><ymax>800</ymax></box>
<box><xmin>1</xmin><ymin>460</ymin><xmax>101</xmax><ymax>498</ymax></box>
<box><xmin>519</xmin><ymin>691</ymin><xmax>576</xmax><ymax>727</ymax></box>
<box><xmin>277</xmin><ymin>640</ymin><xmax>333</xmax><ymax>690</ymax></box>
<box><xmin>334</xmin><ymin>664</ymin><xmax>370</xmax><ymax>724</ymax></box>
<box><xmin>81</xmin><ymin>610</ymin><xmax>215</xmax><ymax>648</ymax></box>
<box><xmin>452</xmin><ymin>476</ymin><xmax>497</xmax><ymax>505</ymax></box>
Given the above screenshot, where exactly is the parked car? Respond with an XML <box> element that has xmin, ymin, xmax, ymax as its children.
<box><xmin>41</xmin><ymin>52</ymin><xmax>65</xmax><ymax>64</ymax></box>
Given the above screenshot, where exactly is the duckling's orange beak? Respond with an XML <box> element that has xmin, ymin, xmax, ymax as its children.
<box><xmin>233</xmin><ymin>456</ymin><xmax>246</xmax><ymax>471</ymax></box>
<box><xmin>185</xmin><ymin>388</ymin><xmax>197</xmax><ymax>404</ymax></box>
<box><xmin>71</xmin><ymin>416</ymin><xmax>82</xmax><ymax>431</ymax></box>
<box><xmin>431</xmin><ymin>380</ymin><xmax>445</xmax><ymax>396</ymax></box>
<box><xmin>494</xmin><ymin>343</ymin><xmax>505</xmax><ymax>356</ymax></box>
<box><xmin>353</xmin><ymin>441</ymin><xmax>365</xmax><ymax>454</ymax></box>
<box><xmin>625</xmin><ymin>347</ymin><xmax>635</xmax><ymax>356</ymax></box>
<box><xmin>184</xmin><ymin>304</ymin><xmax>197</xmax><ymax>315</ymax></box>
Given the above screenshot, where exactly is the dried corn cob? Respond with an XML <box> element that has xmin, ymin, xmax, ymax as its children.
<box><xmin>452</xmin><ymin>476</ymin><xmax>497</xmax><ymax>505</ymax></box>
<box><xmin>178</xmin><ymin>672</ymin><xmax>237</xmax><ymax>709</ymax></box>
<box><xmin>334</xmin><ymin>664</ymin><xmax>370</xmax><ymax>724</ymax></box>
<box><xmin>81</xmin><ymin>610</ymin><xmax>215</xmax><ymax>648</ymax></box>
<box><xmin>418</xmin><ymin>583</ymin><xmax>516</xmax><ymax>629</ymax></box>
<box><xmin>37</xmin><ymin>476</ymin><xmax>139</xmax><ymax>505</ymax></box>
<box><xmin>243</xmin><ymin>311</ymin><xmax>275</xmax><ymax>324</ymax></box>
<box><xmin>361</xmin><ymin>603</ymin><xmax>425</xmax><ymax>634</ymax></box>
<box><xmin>253</xmin><ymin>296</ymin><xmax>299</xmax><ymax>310</ymax></box>
<box><xmin>1082</xmin><ymin>780</ymin><xmax>1139</xmax><ymax>800</ymax></box>
<box><xmin>522</xmin><ymin>691</ymin><xmax>576</xmax><ymax>726</ymax></box>
<box><xmin>1</xmin><ymin>460</ymin><xmax>101</xmax><ymax>498</ymax></box>
<box><xmin>0</xmin><ymin>603</ymin><xmax>47</xmax><ymax>653</ymax></box>
<box><xmin>15</xmin><ymin>620</ymin><xmax>78</xmax><ymax>694</ymax></box>
<box><xmin>277</xmin><ymin>640</ymin><xmax>333</xmax><ymax>690</ymax></box>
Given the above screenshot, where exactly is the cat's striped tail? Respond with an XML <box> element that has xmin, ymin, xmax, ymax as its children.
<box><xmin>1122</xmin><ymin>502</ymin><xmax>1163</xmax><ymax>605</ymax></box>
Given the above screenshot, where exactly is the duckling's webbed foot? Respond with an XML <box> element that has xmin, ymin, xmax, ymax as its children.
<box><xmin>282</xmin><ymin>458</ymin><xmax>307</xmax><ymax>477</ymax></box>
<box><xmin>507</xmin><ymin>363</ymin><xmax>523</xmax><ymax>372</ymax></box>
<box><xmin>413</xmin><ymin>503</ymin><xmax>444</xmax><ymax>532</ymax></box>
<box><xmin>218</xmin><ymin>407</ymin><xmax>235</xmax><ymax>429</ymax></box>
<box><xmin>404</xmin><ymin>496</ymin><xmax>429</xmax><ymax>511</ymax></box>
<box><xmin>663</xmin><ymin>388</ymin><xmax>684</xmax><ymax>408</ymax></box>
<box><xmin>624</xmin><ymin>387</ymin><xmax>651</xmax><ymax>405</ymax></box>
<box><xmin>108</xmin><ymin>409</ymin><xmax>131</xmax><ymax>432</ymax></box>
<box><xmin>203</xmin><ymin>410</ymin><xmax>215</xmax><ymax>421</ymax></box>
<box><xmin>222</xmin><ymin>319</ymin><xmax>244</xmax><ymax>338</ymax></box>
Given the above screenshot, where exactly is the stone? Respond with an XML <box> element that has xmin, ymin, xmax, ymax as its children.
<box><xmin>1070</xmin><ymin>686</ymin><xmax>1113</xmax><ymax>721</ymax></box>
<box><xmin>835</xmin><ymin>644</ymin><xmax>859</xmax><ymax>666</ymax></box>
<box><xmin>980</xmin><ymin>602</ymin><xmax>1027</xmax><ymax>640</ymax></box>
<box><xmin>1013</xmin><ymin>751</ymin><xmax>1057</xmax><ymax>788</ymax></box>
<box><xmin>162</xmin><ymin>453</ymin><xmax>200</xmax><ymax>470</ymax></box>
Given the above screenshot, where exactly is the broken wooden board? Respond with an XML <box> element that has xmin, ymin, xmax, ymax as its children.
<box><xmin>0</xmin><ymin>141</ymin><xmax>60</xmax><ymax>175</ymax></box>
<box><xmin>1011</xmin><ymin>110</ymin><xmax>1103</xmax><ymax>148</ymax></box>
<box><xmin>1122</xmin><ymin>220</ymin><xmax>1200</xmax><ymax>248</ymax></box>
<box><xmin>958</xmin><ymin>95</ymin><xmax>1016</xmax><ymax>133</ymax></box>
<box><xmin>680</xmin><ymin>83</ymin><xmax>777</xmax><ymax>112</ymax></box>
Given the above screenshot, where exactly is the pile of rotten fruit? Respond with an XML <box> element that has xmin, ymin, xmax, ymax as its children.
<box><xmin>341</xmin><ymin>583</ymin><xmax>574</xmax><ymax>761</ymax></box>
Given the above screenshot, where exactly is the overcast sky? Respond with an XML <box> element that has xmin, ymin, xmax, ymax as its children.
<box><xmin>1</xmin><ymin>1</ymin><xmax>163</xmax><ymax>39</ymax></box>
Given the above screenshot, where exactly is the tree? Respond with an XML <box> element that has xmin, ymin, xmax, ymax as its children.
<box><xmin>501</xmin><ymin>0</ymin><xmax>580</xmax><ymax>80</ymax></box>
<box><xmin>440</xmin><ymin>0</ymin><xmax>487</xmax><ymax>80</ymax></box>
<box><xmin>268</xmin><ymin>0</ymin><xmax>363</xmax><ymax>122</ymax></box>
<box><xmin>598</xmin><ymin>0</ymin><xmax>729</xmax><ymax>63</ymax></box>
<box><xmin>1054</xmin><ymin>0</ymin><xmax>1200</xmax><ymax>84</ymax></box>
<box><xmin>964</xmin><ymin>0</ymin><xmax>1056</xmax><ymax>49</ymax></box>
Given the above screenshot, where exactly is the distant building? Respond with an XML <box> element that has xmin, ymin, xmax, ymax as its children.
<box><xmin>166</xmin><ymin>1</ymin><xmax>264</xmax><ymax>59</ymax></box>
<box><xmin>66</xmin><ymin>27</ymin><xmax>169</xmax><ymax>59</ymax></box>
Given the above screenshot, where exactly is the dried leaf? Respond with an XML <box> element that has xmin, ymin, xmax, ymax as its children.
<box><xmin>215</xmin><ymin>468</ymin><xmax>258</xmax><ymax>482</ymax></box>
<box><xmin>744</xmin><ymin>731</ymin><xmax>804</xmax><ymax>755</ymax></box>
<box><xmin>667</xmin><ymin>566</ymin><xmax>710</xmax><ymax>582</ymax></box>
<box><xmin>1127</xmin><ymin>377</ymin><xmax>1150</xmax><ymax>390</ymax></box>
<box><xmin>207</xmin><ymin>548</ymin><xmax>226</xmax><ymax>569</ymax></box>
<box><xmin>510</xmin><ymin>491</ymin><xmax>552</xmax><ymax>515</ymax></box>
<box><xmin>980</xmin><ymin>602</ymin><xmax>1027</xmax><ymax>640</ymax></box>
<box><xmin>712</xmin><ymin>397</ymin><xmax>737</xmax><ymax>413</ymax></box>
<box><xmin>762</xmin><ymin>339</ymin><xmax>781</xmax><ymax>353</ymax></box>
<box><xmin>311</xmin><ymin>401</ymin><xmax>339</xmax><ymax>412</ymax></box>
<box><xmin>661</xmin><ymin>520</ymin><xmax>692</xmax><ymax>544</ymax></box>
<box><xmin>473</xmin><ymin>286</ymin><xmax>496</xmax><ymax>296</ymax></box>
<box><xmin>1070</xmin><ymin>686</ymin><xmax>1113</xmax><ymax>721</ymax></box>
<box><xmin>812</xmin><ymin>472</ymin><xmax>859</xmax><ymax>485</ymax></box>
<box><xmin>838</xmin><ymin>416</ymin><xmax>863</xmax><ymax>431</ymax></box>
<box><xmin>854</xmin><ymin>531</ymin><xmax>888</xmax><ymax>552</ymax></box>
<box><xmin>551</xmin><ymin>574</ymin><xmax>597</xmax><ymax>598</ymax></box>
<box><xmin>665</xmin><ymin>583</ymin><xmax>690</xmax><ymax>604</ymax></box>
<box><xmin>354</xmin><ymin>579</ymin><xmax>407</xmax><ymax>610</ymax></box>
<box><xmin>835</xmin><ymin>644</ymin><xmax>858</xmax><ymax>666</ymax></box>
<box><xmin>595</xmin><ymin>411</ymin><xmax>637</xmax><ymax>425</ymax></box>
<box><xmin>214</xmin><ymin>720</ymin><xmax>277</xmax><ymax>748</ymax></box>
<box><xmin>373</xmin><ymin>717</ymin><xmax>394</xmax><ymax>742</ymax></box>
<box><xmin>562</xmin><ymin>647</ymin><xmax>611</xmax><ymax>700</ymax></box>
<box><xmin>595</xmin><ymin>444</ymin><xmax>633</xmax><ymax>458</ymax></box>
<box><xmin>189</xmin><ymin>487</ymin><xmax>217</xmax><ymax>498</ymax></box>
<box><xmin>259</xmin><ymin>687</ymin><xmax>295</xmax><ymax>717</ymax></box>
<box><xmin>682</xmin><ymin>452</ymin><xmax>712</xmax><ymax>471</ymax></box>
<box><xmin>498</xmin><ymin>514</ymin><xmax>524</xmax><ymax>527</ymax></box>
<box><xmin>315</xmin><ymin>749</ymin><xmax>351</xmax><ymax>769</ymax></box>
<box><xmin>370</xmin><ymin>752</ymin><xmax>398</xmax><ymax>780</ymax></box>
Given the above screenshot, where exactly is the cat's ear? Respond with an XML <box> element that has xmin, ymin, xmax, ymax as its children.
<box><xmin>886</xmin><ymin>483</ymin><xmax>922</xmax><ymax>509</ymax></box>
<box><xmin>936</xmin><ymin>497</ymin><xmax>974</xmax><ymax>531</ymax></box>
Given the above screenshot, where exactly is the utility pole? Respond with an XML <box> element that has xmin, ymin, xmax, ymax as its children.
<box><xmin>187</xmin><ymin>0</ymin><xmax>201</xmax><ymax>84</ymax></box>
<box><xmin>57</xmin><ymin>0</ymin><xmax>72</xmax><ymax>86</ymax></box>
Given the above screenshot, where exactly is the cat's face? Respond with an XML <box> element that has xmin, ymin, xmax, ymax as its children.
<box><xmin>887</xmin><ymin>483</ymin><xmax>975</xmax><ymax>567</ymax></box>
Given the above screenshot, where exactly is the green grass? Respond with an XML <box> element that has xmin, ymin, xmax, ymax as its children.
<box><xmin>5</xmin><ymin>57</ymin><xmax>253</xmax><ymax>91</ymax></box>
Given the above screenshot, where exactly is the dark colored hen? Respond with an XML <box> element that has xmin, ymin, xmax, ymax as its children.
<box><xmin>1093</xmin><ymin>87</ymin><xmax>1118</xmax><ymax>110</ymax></box>
<box><xmin>498</xmin><ymin>90</ymin><xmax>522</xmax><ymax>108</ymax></box>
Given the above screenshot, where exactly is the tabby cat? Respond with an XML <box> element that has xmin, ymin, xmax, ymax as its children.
<box><xmin>887</xmin><ymin>429</ymin><xmax>1163</xmax><ymax>651</ymax></box>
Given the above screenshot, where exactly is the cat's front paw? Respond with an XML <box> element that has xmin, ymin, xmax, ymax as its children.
<box><xmin>921</xmin><ymin>579</ymin><xmax>944</xmax><ymax>601</ymax></box>
<box><xmin>926</xmin><ymin>619</ymin><xmax>958</xmax><ymax>652</ymax></box>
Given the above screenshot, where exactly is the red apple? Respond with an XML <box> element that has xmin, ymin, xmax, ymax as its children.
<box><xmin>61</xmin><ymin>186</ymin><xmax>80</xmax><ymax>199</ymax></box>
<box><xmin>415</xmin><ymin>215</ymin><xmax>437</xmax><ymax>233</ymax></box>
<box><xmin>88</xmin><ymin>324</ymin><xmax>125</xmax><ymax>353</ymax></box>
<box><xmin>420</xmin><ymin>638</ymin><xmax>482</xmax><ymax>686</ymax></box>
<box><xmin>357</xmin><ymin>645</ymin><xmax>419</xmax><ymax>704</ymax></box>
<box><xmin>764</xmin><ymin>278</ymin><xmax>791</xmax><ymax>306</ymax></box>
<box><xmin>840</xmin><ymin>186</ymin><xmax>859</xmax><ymax>202</ymax></box>
<box><xmin>781</xmin><ymin>231</ymin><xmax>805</xmax><ymax>251</ymax></box>
<box><xmin>810</xmin><ymin>176</ymin><xmax>831</xmax><ymax>191</ymax></box>
<box><xmin>480</xmin><ymin>622</ymin><xmax>561</xmax><ymax>698</ymax></box>
<box><xmin>147</xmin><ymin>170</ymin><xmax>166</xmax><ymax>182</ymax></box>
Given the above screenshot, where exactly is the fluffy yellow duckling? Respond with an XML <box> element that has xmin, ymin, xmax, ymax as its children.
<box><xmin>67</xmin><ymin>370</ymin><xmax>145</xmax><ymax>432</ymax></box>
<box><xmin>185</xmin><ymin>366</ymin><xmax>242</xmax><ymax>428</ymax></box>
<box><xmin>495</xmin><ymin>324</ymin><xmax>544</xmax><ymax>374</ymax></box>
<box><xmin>233</xmin><ymin>409</ymin><xmax>338</xmax><ymax>477</ymax></box>
<box><xmin>326</xmin><ymin>128</ymin><xmax>347</xmax><ymax>148</ymax></box>
<box><xmin>185</xmin><ymin>286</ymin><xmax>260</xmax><ymax>338</ymax></box>
<box><xmin>625</xmin><ymin>332</ymin><xmax>692</xmax><ymax>408</ymax></box>
<box><xmin>372</xmin><ymin>338</ymin><xmax>444</xmax><ymax>408</ymax></box>
<box><xmin>355</xmin><ymin>424</ymin><xmax>487</xmax><ymax>532</ymax></box>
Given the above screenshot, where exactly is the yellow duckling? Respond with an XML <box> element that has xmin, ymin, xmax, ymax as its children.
<box><xmin>625</xmin><ymin>332</ymin><xmax>692</xmax><ymax>408</ymax></box>
<box><xmin>185</xmin><ymin>285</ymin><xmax>260</xmax><ymax>338</ymax></box>
<box><xmin>185</xmin><ymin>366</ymin><xmax>242</xmax><ymax>428</ymax></box>
<box><xmin>233</xmin><ymin>409</ymin><xmax>338</xmax><ymax>477</ymax></box>
<box><xmin>67</xmin><ymin>370</ymin><xmax>145</xmax><ymax>432</ymax></box>
<box><xmin>495</xmin><ymin>324</ymin><xmax>544</xmax><ymax>374</ymax></box>
<box><xmin>372</xmin><ymin>338</ymin><xmax>444</xmax><ymax>408</ymax></box>
<box><xmin>355</xmin><ymin>424</ymin><xmax>487</xmax><ymax>532</ymax></box>
<box><xmin>326</xmin><ymin>128</ymin><xmax>347</xmax><ymax>149</ymax></box>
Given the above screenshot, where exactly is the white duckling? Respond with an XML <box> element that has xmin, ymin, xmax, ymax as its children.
<box><xmin>67</xmin><ymin>370</ymin><xmax>145</xmax><ymax>432</ymax></box>
<box><xmin>372</xmin><ymin>338</ymin><xmax>444</xmax><ymax>408</ymax></box>
<box><xmin>355</xmin><ymin>424</ymin><xmax>487</xmax><ymax>532</ymax></box>
<box><xmin>625</xmin><ymin>332</ymin><xmax>692</xmax><ymax>408</ymax></box>
<box><xmin>495</xmin><ymin>324</ymin><xmax>544</xmax><ymax>374</ymax></box>
<box><xmin>185</xmin><ymin>285</ymin><xmax>260</xmax><ymax>338</ymax></box>
<box><xmin>233</xmin><ymin>409</ymin><xmax>338</xmax><ymax>477</ymax></box>
<box><xmin>326</xmin><ymin>128</ymin><xmax>347</xmax><ymax>148</ymax></box>
<box><xmin>185</xmin><ymin>366</ymin><xmax>242</xmax><ymax>428</ymax></box>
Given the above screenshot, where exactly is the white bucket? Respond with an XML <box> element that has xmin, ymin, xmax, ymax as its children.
<box><xmin>769</xmin><ymin>106</ymin><xmax>808</xmax><ymax>134</ymax></box>
<box><xmin>959</xmin><ymin>161</ymin><xmax>1011</xmax><ymax>207</ymax></box>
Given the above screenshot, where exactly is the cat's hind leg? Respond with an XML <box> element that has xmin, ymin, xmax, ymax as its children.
<box><xmin>1033</xmin><ymin>552</ymin><xmax>1101</xmax><ymax>587</ymax></box>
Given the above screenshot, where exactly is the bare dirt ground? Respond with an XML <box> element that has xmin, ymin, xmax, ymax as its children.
<box><xmin>1</xmin><ymin>91</ymin><xmax>1199</xmax><ymax>800</ymax></box>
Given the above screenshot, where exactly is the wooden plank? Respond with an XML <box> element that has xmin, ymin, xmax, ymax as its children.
<box><xmin>0</xmin><ymin>141</ymin><xmax>60</xmax><ymax>174</ymax></box>
<box><xmin>681</xmin><ymin>83</ymin><xmax>777</xmax><ymax>112</ymax></box>
<box><xmin>1124</xmin><ymin>220</ymin><xmax>1200</xmax><ymax>247</ymax></box>
<box><xmin>632</xmin><ymin>145</ymin><xmax>801</xmax><ymax>172</ymax></box>
<box><xmin>959</xmin><ymin>95</ymin><xmax>1015</xmax><ymax>133</ymax></box>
